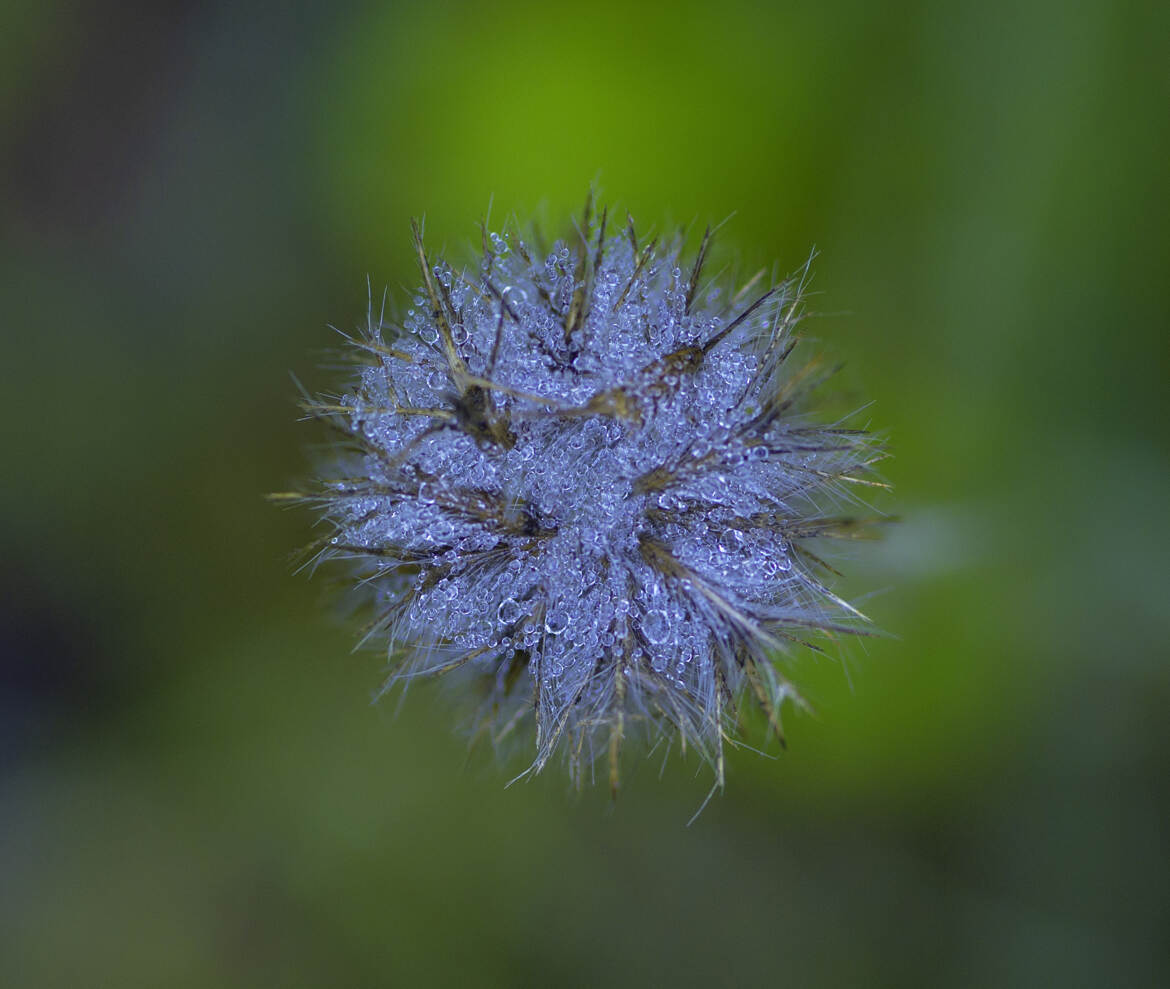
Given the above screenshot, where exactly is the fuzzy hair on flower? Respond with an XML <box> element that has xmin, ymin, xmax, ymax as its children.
<box><xmin>276</xmin><ymin>195</ymin><xmax>887</xmax><ymax>794</ymax></box>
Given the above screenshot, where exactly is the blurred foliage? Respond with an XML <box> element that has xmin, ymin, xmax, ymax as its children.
<box><xmin>1</xmin><ymin>0</ymin><xmax>1167</xmax><ymax>986</ymax></box>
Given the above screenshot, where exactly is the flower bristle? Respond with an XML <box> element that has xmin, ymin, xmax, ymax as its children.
<box><xmin>280</xmin><ymin>196</ymin><xmax>887</xmax><ymax>794</ymax></box>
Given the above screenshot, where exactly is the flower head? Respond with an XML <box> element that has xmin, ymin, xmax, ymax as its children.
<box><xmin>282</xmin><ymin>198</ymin><xmax>886</xmax><ymax>792</ymax></box>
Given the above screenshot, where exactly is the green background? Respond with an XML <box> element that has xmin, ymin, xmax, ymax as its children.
<box><xmin>3</xmin><ymin>0</ymin><xmax>1167</xmax><ymax>985</ymax></box>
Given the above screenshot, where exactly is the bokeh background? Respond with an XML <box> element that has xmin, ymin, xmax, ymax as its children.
<box><xmin>3</xmin><ymin>0</ymin><xmax>1168</xmax><ymax>985</ymax></box>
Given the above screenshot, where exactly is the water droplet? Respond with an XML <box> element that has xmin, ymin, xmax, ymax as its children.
<box><xmin>497</xmin><ymin>597</ymin><xmax>521</xmax><ymax>624</ymax></box>
<box><xmin>544</xmin><ymin>608</ymin><xmax>569</xmax><ymax>636</ymax></box>
<box><xmin>643</xmin><ymin>608</ymin><xmax>669</xmax><ymax>645</ymax></box>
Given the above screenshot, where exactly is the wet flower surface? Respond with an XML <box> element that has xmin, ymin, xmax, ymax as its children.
<box><xmin>283</xmin><ymin>200</ymin><xmax>885</xmax><ymax>791</ymax></box>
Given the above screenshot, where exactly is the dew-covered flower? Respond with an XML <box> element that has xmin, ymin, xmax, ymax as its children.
<box><xmin>279</xmin><ymin>198</ymin><xmax>886</xmax><ymax>792</ymax></box>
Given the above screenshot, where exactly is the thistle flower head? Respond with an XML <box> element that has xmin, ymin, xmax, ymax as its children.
<box><xmin>283</xmin><ymin>198</ymin><xmax>885</xmax><ymax>792</ymax></box>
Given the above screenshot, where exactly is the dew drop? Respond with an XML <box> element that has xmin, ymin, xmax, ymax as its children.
<box><xmin>544</xmin><ymin>608</ymin><xmax>570</xmax><ymax>636</ymax></box>
<box><xmin>643</xmin><ymin>608</ymin><xmax>669</xmax><ymax>645</ymax></box>
<box><xmin>497</xmin><ymin>597</ymin><xmax>522</xmax><ymax>624</ymax></box>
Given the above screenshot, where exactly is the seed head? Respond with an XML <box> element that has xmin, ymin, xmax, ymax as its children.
<box><xmin>280</xmin><ymin>198</ymin><xmax>886</xmax><ymax>793</ymax></box>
